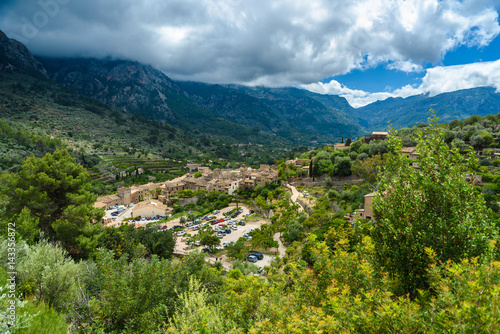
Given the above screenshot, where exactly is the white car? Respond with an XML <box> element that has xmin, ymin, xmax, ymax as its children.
<box><xmin>195</xmin><ymin>240</ymin><xmax>200</xmax><ymax>246</ymax></box>
<box><xmin>231</xmin><ymin>225</ymin><xmax>237</xmax><ymax>230</ymax></box>
<box><xmin>177</xmin><ymin>231</ymin><xmax>185</xmax><ymax>236</ymax></box>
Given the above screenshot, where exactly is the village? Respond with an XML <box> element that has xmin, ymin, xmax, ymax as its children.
<box><xmin>94</xmin><ymin>163</ymin><xmax>279</xmax><ymax>222</ymax></box>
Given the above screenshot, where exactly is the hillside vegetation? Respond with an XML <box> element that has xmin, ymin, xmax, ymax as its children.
<box><xmin>2</xmin><ymin>113</ymin><xmax>500</xmax><ymax>333</ymax></box>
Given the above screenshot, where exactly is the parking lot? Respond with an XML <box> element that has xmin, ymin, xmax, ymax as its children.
<box><xmin>103</xmin><ymin>204</ymin><xmax>167</xmax><ymax>227</ymax></box>
<box><xmin>104</xmin><ymin>204</ymin><xmax>273</xmax><ymax>269</ymax></box>
<box><xmin>167</xmin><ymin>205</ymin><xmax>272</xmax><ymax>268</ymax></box>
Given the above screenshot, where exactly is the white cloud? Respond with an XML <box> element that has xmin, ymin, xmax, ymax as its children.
<box><xmin>387</xmin><ymin>60</ymin><xmax>424</xmax><ymax>73</ymax></box>
<box><xmin>304</xmin><ymin>60</ymin><xmax>500</xmax><ymax>107</ymax></box>
<box><xmin>0</xmin><ymin>0</ymin><xmax>499</xmax><ymax>85</ymax></box>
<box><xmin>420</xmin><ymin>60</ymin><xmax>500</xmax><ymax>95</ymax></box>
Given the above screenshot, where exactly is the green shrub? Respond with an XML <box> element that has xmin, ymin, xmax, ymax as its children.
<box><xmin>17</xmin><ymin>301</ymin><xmax>68</xmax><ymax>334</ymax></box>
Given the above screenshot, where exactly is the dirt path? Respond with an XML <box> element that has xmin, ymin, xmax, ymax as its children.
<box><xmin>273</xmin><ymin>232</ymin><xmax>286</xmax><ymax>257</ymax></box>
<box><xmin>286</xmin><ymin>183</ymin><xmax>304</xmax><ymax>212</ymax></box>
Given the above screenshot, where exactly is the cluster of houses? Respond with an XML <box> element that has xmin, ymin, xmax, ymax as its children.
<box><xmin>94</xmin><ymin>164</ymin><xmax>279</xmax><ymax>219</ymax></box>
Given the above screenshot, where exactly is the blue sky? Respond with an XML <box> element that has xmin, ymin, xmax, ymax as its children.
<box><xmin>1</xmin><ymin>0</ymin><xmax>500</xmax><ymax>107</ymax></box>
<box><xmin>332</xmin><ymin>34</ymin><xmax>500</xmax><ymax>94</ymax></box>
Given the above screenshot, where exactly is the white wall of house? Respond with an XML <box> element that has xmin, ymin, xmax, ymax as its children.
<box><xmin>133</xmin><ymin>206</ymin><xmax>167</xmax><ymax>217</ymax></box>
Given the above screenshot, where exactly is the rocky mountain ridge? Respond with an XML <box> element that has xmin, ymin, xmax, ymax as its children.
<box><xmin>2</xmin><ymin>29</ymin><xmax>500</xmax><ymax>141</ymax></box>
<box><xmin>0</xmin><ymin>30</ymin><xmax>47</xmax><ymax>77</ymax></box>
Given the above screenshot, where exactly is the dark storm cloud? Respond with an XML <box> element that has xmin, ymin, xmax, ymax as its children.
<box><xmin>0</xmin><ymin>0</ymin><xmax>499</xmax><ymax>86</ymax></box>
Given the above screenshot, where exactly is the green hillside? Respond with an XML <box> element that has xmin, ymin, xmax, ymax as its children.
<box><xmin>0</xmin><ymin>68</ymin><xmax>286</xmax><ymax>180</ymax></box>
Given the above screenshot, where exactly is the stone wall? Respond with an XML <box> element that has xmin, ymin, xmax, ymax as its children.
<box><xmin>178</xmin><ymin>197</ymin><xmax>199</xmax><ymax>206</ymax></box>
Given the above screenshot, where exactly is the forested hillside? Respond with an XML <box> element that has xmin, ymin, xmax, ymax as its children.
<box><xmin>2</xmin><ymin>113</ymin><xmax>500</xmax><ymax>333</ymax></box>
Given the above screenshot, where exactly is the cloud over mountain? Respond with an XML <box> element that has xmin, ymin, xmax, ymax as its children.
<box><xmin>305</xmin><ymin>60</ymin><xmax>500</xmax><ymax>107</ymax></box>
<box><xmin>1</xmin><ymin>0</ymin><xmax>498</xmax><ymax>87</ymax></box>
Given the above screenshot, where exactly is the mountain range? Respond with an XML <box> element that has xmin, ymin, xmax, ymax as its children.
<box><xmin>2</xmin><ymin>29</ymin><xmax>500</xmax><ymax>145</ymax></box>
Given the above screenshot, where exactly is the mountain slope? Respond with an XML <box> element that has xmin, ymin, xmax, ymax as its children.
<box><xmin>0</xmin><ymin>30</ymin><xmax>47</xmax><ymax>77</ymax></box>
<box><xmin>353</xmin><ymin>87</ymin><xmax>500</xmax><ymax>130</ymax></box>
<box><xmin>38</xmin><ymin>57</ymin><xmax>275</xmax><ymax>143</ymax></box>
<box><xmin>178</xmin><ymin>81</ymin><xmax>363</xmax><ymax>141</ymax></box>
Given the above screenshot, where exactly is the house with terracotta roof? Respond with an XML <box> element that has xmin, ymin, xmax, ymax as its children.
<box><xmin>401</xmin><ymin>146</ymin><xmax>418</xmax><ymax>160</ymax></box>
<box><xmin>132</xmin><ymin>200</ymin><xmax>172</xmax><ymax>217</ymax></box>
<box><xmin>364</xmin><ymin>131</ymin><xmax>388</xmax><ymax>143</ymax></box>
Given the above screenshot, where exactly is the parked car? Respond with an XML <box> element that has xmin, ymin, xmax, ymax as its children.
<box><xmin>239</xmin><ymin>221</ymin><xmax>246</xmax><ymax>226</ymax></box>
<box><xmin>225</xmin><ymin>228</ymin><xmax>232</xmax><ymax>234</ymax></box>
<box><xmin>195</xmin><ymin>240</ymin><xmax>200</xmax><ymax>246</ymax></box>
<box><xmin>247</xmin><ymin>255</ymin><xmax>258</xmax><ymax>263</ymax></box>
<box><xmin>231</xmin><ymin>225</ymin><xmax>237</xmax><ymax>230</ymax></box>
<box><xmin>217</xmin><ymin>233</ymin><xmax>224</xmax><ymax>238</ymax></box>
<box><xmin>251</xmin><ymin>253</ymin><xmax>264</xmax><ymax>260</ymax></box>
<box><xmin>177</xmin><ymin>231</ymin><xmax>185</xmax><ymax>236</ymax></box>
<box><xmin>213</xmin><ymin>210</ymin><xmax>220</xmax><ymax>214</ymax></box>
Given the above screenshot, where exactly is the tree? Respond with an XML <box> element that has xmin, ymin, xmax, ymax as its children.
<box><xmin>137</xmin><ymin>227</ymin><xmax>175</xmax><ymax>259</ymax></box>
<box><xmin>309</xmin><ymin>159</ymin><xmax>315</xmax><ymax>181</ymax></box>
<box><xmin>226</xmin><ymin>237</ymin><xmax>248</xmax><ymax>260</ymax></box>
<box><xmin>324</xmin><ymin>176</ymin><xmax>333</xmax><ymax>188</ymax></box>
<box><xmin>1</xmin><ymin>150</ymin><xmax>103</xmax><ymax>259</ymax></box>
<box><xmin>345</xmin><ymin>137</ymin><xmax>352</xmax><ymax>146</ymax></box>
<box><xmin>370</xmin><ymin>112</ymin><xmax>497</xmax><ymax>296</ymax></box>
<box><xmin>200</xmin><ymin>234</ymin><xmax>220</xmax><ymax>251</ymax></box>
<box><xmin>16</xmin><ymin>240</ymin><xmax>84</xmax><ymax>312</ymax></box>
<box><xmin>332</xmin><ymin>157</ymin><xmax>352</xmax><ymax>177</ymax></box>
<box><xmin>168</xmin><ymin>278</ymin><xmax>240</xmax><ymax>333</ymax></box>
<box><xmin>179</xmin><ymin>216</ymin><xmax>187</xmax><ymax>227</ymax></box>
<box><xmin>351</xmin><ymin>154</ymin><xmax>386</xmax><ymax>186</ymax></box>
